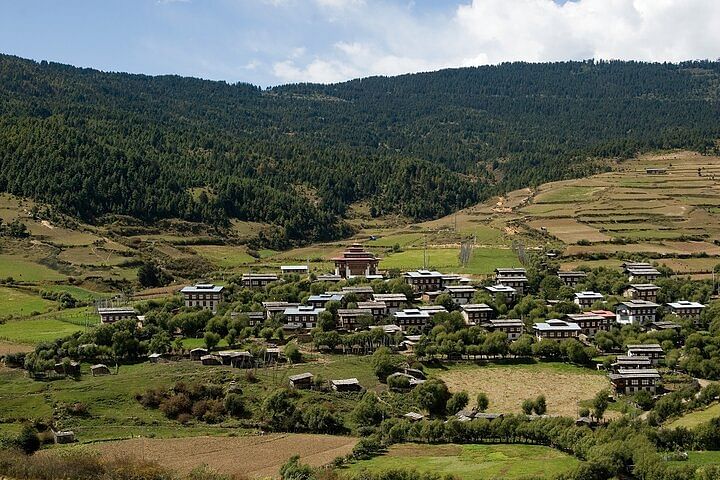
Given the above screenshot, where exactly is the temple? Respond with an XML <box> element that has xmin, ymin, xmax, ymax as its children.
<box><xmin>331</xmin><ymin>243</ymin><xmax>380</xmax><ymax>278</ymax></box>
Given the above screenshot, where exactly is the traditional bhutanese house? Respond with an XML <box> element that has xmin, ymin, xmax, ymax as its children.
<box><xmin>587</xmin><ymin>310</ymin><xmax>617</xmax><ymax>323</ymax></box>
<box><xmin>337</xmin><ymin>309</ymin><xmax>371</xmax><ymax>330</ymax></box>
<box><xmin>283</xmin><ymin>305</ymin><xmax>326</xmax><ymax>329</ymax></box>
<box><xmin>307</xmin><ymin>293</ymin><xmax>345</xmax><ymax>309</ymax></box>
<box><xmin>558</xmin><ymin>271</ymin><xmax>587</xmax><ymax>287</ymax></box>
<box><xmin>645</xmin><ymin>167</ymin><xmax>667</xmax><ymax>175</ymax></box>
<box><xmin>263</xmin><ymin>301</ymin><xmax>299</xmax><ymax>320</ymax></box>
<box><xmin>625</xmin><ymin>266</ymin><xmax>661</xmax><ymax>282</ymax></box>
<box><xmin>623</xmin><ymin>284</ymin><xmax>660</xmax><ymax>303</ymax></box>
<box><xmin>387</xmin><ymin>372</ymin><xmax>425</xmax><ymax>389</ymax></box>
<box><xmin>564</xmin><ymin>312</ymin><xmax>613</xmax><ymax>337</ymax></box>
<box><xmin>230</xmin><ymin>310</ymin><xmax>265</xmax><ymax>327</ymax></box>
<box><xmin>609</xmin><ymin>369</ymin><xmax>661</xmax><ymax>394</ymax></box>
<box><xmin>289</xmin><ymin>372</ymin><xmax>314</xmax><ymax>389</ymax></box>
<box><xmin>180</xmin><ymin>284</ymin><xmax>225</xmax><ymax>313</ymax></box>
<box><xmin>441</xmin><ymin>273</ymin><xmax>471</xmax><ymax>286</ymax></box>
<box><xmin>611</xmin><ymin>355</ymin><xmax>653</xmax><ymax>372</ymax></box>
<box><xmin>483</xmin><ymin>318</ymin><xmax>524</xmax><ymax>340</ymax></box>
<box><xmin>494</xmin><ymin>268</ymin><xmax>528</xmax><ymax>295</ymax></box>
<box><xmin>627</xmin><ymin>344</ymin><xmax>664</xmax><ymax>365</ymax></box>
<box><xmin>484</xmin><ymin>284</ymin><xmax>517</xmax><ymax>301</ymax></box>
<box><xmin>98</xmin><ymin>307</ymin><xmax>137</xmax><ymax>324</ymax></box>
<box><xmin>190</xmin><ymin>348</ymin><xmax>209</xmax><ymax>361</ymax></box>
<box><xmin>404</xmin><ymin>412</ymin><xmax>425</xmax><ymax>422</ymax></box>
<box><xmin>666</xmin><ymin>301</ymin><xmax>705</xmax><ymax>323</ymax></box>
<box><xmin>90</xmin><ymin>364</ymin><xmax>111</xmax><ymax>376</ymax></box>
<box><xmin>418</xmin><ymin>305</ymin><xmax>448</xmax><ymax>318</ymax></box>
<box><xmin>316</xmin><ymin>273</ymin><xmax>343</xmax><ymax>283</ymax></box>
<box><xmin>573</xmin><ymin>291</ymin><xmax>605</xmax><ymax>309</ymax></box>
<box><xmin>533</xmin><ymin>319</ymin><xmax>581</xmax><ymax>341</ymax></box>
<box><xmin>357</xmin><ymin>301</ymin><xmax>387</xmax><ymax>320</ymax></box>
<box><xmin>341</xmin><ymin>286</ymin><xmax>375</xmax><ymax>301</ymax></box>
<box><xmin>200</xmin><ymin>354</ymin><xmax>223</xmax><ymax>366</ymax></box>
<box><xmin>616</xmin><ymin>300</ymin><xmax>659</xmax><ymax>325</ymax></box>
<box><xmin>332</xmin><ymin>244</ymin><xmax>380</xmax><ymax>278</ymax></box>
<box><xmin>371</xmin><ymin>293</ymin><xmax>407</xmax><ymax>313</ymax></box>
<box><xmin>242</xmin><ymin>273</ymin><xmax>279</xmax><ymax>289</ymax></box>
<box><xmin>53</xmin><ymin>430</ymin><xmax>76</xmax><ymax>444</ymax></box>
<box><xmin>393</xmin><ymin>309</ymin><xmax>431</xmax><ymax>329</ymax></box>
<box><xmin>421</xmin><ymin>290</ymin><xmax>443</xmax><ymax>304</ymax></box>
<box><xmin>403</xmin><ymin>270</ymin><xmax>445</xmax><ymax>292</ymax></box>
<box><xmin>331</xmin><ymin>378</ymin><xmax>362</xmax><ymax>392</ymax></box>
<box><xmin>280</xmin><ymin>265</ymin><xmax>309</xmax><ymax>275</ymax></box>
<box><xmin>54</xmin><ymin>361</ymin><xmax>80</xmax><ymax>375</ymax></box>
<box><xmin>648</xmin><ymin>320</ymin><xmax>682</xmax><ymax>332</ymax></box>
<box><xmin>230</xmin><ymin>351</ymin><xmax>254</xmax><ymax>369</ymax></box>
<box><xmin>460</xmin><ymin>303</ymin><xmax>494</xmax><ymax>325</ymax></box>
<box><xmin>444</xmin><ymin>285</ymin><xmax>477</xmax><ymax>305</ymax></box>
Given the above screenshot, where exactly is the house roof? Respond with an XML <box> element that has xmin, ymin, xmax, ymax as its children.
<box><xmin>289</xmin><ymin>372</ymin><xmax>314</xmax><ymax>381</ymax></box>
<box><xmin>370</xmin><ymin>324</ymin><xmax>403</xmax><ymax>333</ymax></box>
<box><xmin>342</xmin><ymin>286</ymin><xmax>374</xmax><ymax>293</ymax></box>
<box><xmin>627</xmin><ymin>343</ymin><xmax>663</xmax><ymax>352</ymax></box>
<box><xmin>609</xmin><ymin>369</ymin><xmax>661</xmax><ymax>380</ymax></box>
<box><xmin>574</xmin><ymin>291</ymin><xmax>604</xmax><ymax>299</ymax></box>
<box><xmin>242</xmin><ymin>273</ymin><xmax>279</xmax><ymax>280</ymax></box>
<box><xmin>461</xmin><ymin>303</ymin><xmax>493</xmax><ymax>312</ymax></box>
<box><xmin>487</xmin><ymin>319</ymin><xmax>524</xmax><ymax>328</ymax></box>
<box><xmin>617</xmin><ymin>300</ymin><xmax>660</xmax><ymax>309</ymax></box>
<box><xmin>181</xmin><ymin>284</ymin><xmax>224</xmax><ymax>294</ymax></box>
<box><xmin>394</xmin><ymin>309</ymin><xmax>431</xmax><ymax>319</ymax></box>
<box><xmin>372</xmin><ymin>293</ymin><xmax>407</xmax><ymax>301</ymax></box>
<box><xmin>667</xmin><ymin>300</ymin><xmax>705</xmax><ymax>309</ymax></box>
<box><xmin>308</xmin><ymin>293</ymin><xmax>344</xmax><ymax>303</ymax></box>
<box><xmin>445</xmin><ymin>285</ymin><xmax>477</xmax><ymax>293</ymax></box>
<box><xmin>331</xmin><ymin>378</ymin><xmax>360</xmax><ymax>386</ymax></box>
<box><xmin>495</xmin><ymin>268</ymin><xmax>527</xmax><ymax>275</ymax></box>
<box><xmin>533</xmin><ymin>319</ymin><xmax>581</xmax><ymax>331</ymax></box>
<box><xmin>558</xmin><ymin>271</ymin><xmax>587</xmax><ymax>277</ymax></box>
<box><xmin>281</xmin><ymin>265</ymin><xmax>308</xmax><ymax>271</ymax></box>
<box><xmin>403</xmin><ymin>269</ymin><xmax>443</xmax><ymax>278</ymax></box>
<box><xmin>628</xmin><ymin>283</ymin><xmax>659</xmax><ymax>291</ymax></box>
<box><xmin>284</xmin><ymin>306</ymin><xmax>326</xmax><ymax>316</ymax></box>
<box><xmin>97</xmin><ymin>307</ymin><xmax>137</xmax><ymax>315</ymax></box>
<box><xmin>357</xmin><ymin>301</ymin><xmax>386</xmax><ymax>309</ymax></box>
<box><xmin>485</xmin><ymin>284</ymin><xmax>517</xmax><ymax>293</ymax></box>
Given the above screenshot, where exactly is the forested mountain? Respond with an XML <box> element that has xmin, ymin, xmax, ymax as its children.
<box><xmin>0</xmin><ymin>55</ymin><xmax>718</xmax><ymax>246</ymax></box>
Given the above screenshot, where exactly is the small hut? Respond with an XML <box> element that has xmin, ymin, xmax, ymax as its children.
<box><xmin>54</xmin><ymin>361</ymin><xmax>81</xmax><ymax>376</ymax></box>
<box><xmin>190</xmin><ymin>348</ymin><xmax>209</xmax><ymax>361</ymax></box>
<box><xmin>403</xmin><ymin>412</ymin><xmax>425</xmax><ymax>422</ymax></box>
<box><xmin>53</xmin><ymin>430</ymin><xmax>76</xmax><ymax>444</ymax></box>
<box><xmin>90</xmin><ymin>364</ymin><xmax>111</xmax><ymax>376</ymax></box>
<box><xmin>230</xmin><ymin>351</ymin><xmax>254</xmax><ymax>369</ymax></box>
<box><xmin>289</xmin><ymin>372</ymin><xmax>314</xmax><ymax>389</ymax></box>
<box><xmin>331</xmin><ymin>378</ymin><xmax>362</xmax><ymax>392</ymax></box>
<box><xmin>200</xmin><ymin>355</ymin><xmax>223</xmax><ymax>366</ymax></box>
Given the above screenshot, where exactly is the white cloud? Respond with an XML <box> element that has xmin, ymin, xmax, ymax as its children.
<box><xmin>271</xmin><ymin>0</ymin><xmax>720</xmax><ymax>84</ymax></box>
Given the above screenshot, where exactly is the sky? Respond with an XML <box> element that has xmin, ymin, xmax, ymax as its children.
<box><xmin>1</xmin><ymin>0</ymin><xmax>719</xmax><ymax>87</ymax></box>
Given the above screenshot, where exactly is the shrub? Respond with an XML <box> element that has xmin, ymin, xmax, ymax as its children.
<box><xmin>159</xmin><ymin>393</ymin><xmax>192</xmax><ymax>419</ymax></box>
<box><xmin>224</xmin><ymin>393</ymin><xmax>245</xmax><ymax>418</ymax></box>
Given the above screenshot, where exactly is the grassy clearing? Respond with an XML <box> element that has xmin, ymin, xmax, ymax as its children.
<box><xmin>0</xmin><ymin>307</ymin><xmax>97</xmax><ymax>344</ymax></box>
<box><xmin>0</xmin><ymin>287</ymin><xmax>55</xmax><ymax>317</ymax></box>
<box><xmin>189</xmin><ymin>245</ymin><xmax>257</xmax><ymax>268</ymax></box>
<box><xmin>346</xmin><ymin>443</ymin><xmax>580</xmax><ymax>479</ymax></box>
<box><xmin>668</xmin><ymin>451</ymin><xmax>720</xmax><ymax>466</ymax></box>
<box><xmin>535</xmin><ymin>186</ymin><xmax>604</xmax><ymax>204</ymax></box>
<box><xmin>0</xmin><ymin>254</ymin><xmax>67</xmax><ymax>282</ymax></box>
<box><xmin>368</xmin><ymin>233</ymin><xmax>425</xmax><ymax>248</ymax></box>
<box><xmin>38</xmin><ymin>284</ymin><xmax>113</xmax><ymax>302</ymax></box>
<box><xmin>380</xmin><ymin>247</ymin><xmax>518</xmax><ymax>275</ymax></box>
<box><xmin>430</xmin><ymin>361</ymin><xmax>608</xmax><ymax>417</ymax></box>
<box><xmin>669</xmin><ymin>403</ymin><xmax>720</xmax><ymax>429</ymax></box>
<box><xmin>57</xmin><ymin>246</ymin><xmax>130</xmax><ymax>266</ymax></box>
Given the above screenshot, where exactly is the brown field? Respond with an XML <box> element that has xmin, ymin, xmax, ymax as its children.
<box><xmin>0</xmin><ymin>341</ymin><xmax>33</xmax><ymax>355</ymax></box>
<box><xmin>91</xmin><ymin>434</ymin><xmax>357</xmax><ymax>479</ymax></box>
<box><xmin>528</xmin><ymin>218</ymin><xmax>610</xmax><ymax>243</ymax></box>
<box><xmin>438</xmin><ymin>365</ymin><xmax>610</xmax><ymax>417</ymax></box>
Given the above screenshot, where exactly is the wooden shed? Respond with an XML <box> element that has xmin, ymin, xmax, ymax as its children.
<box><xmin>190</xmin><ymin>348</ymin><xmax>209</xmax><ymax>361</ymax></box>
<box><xmin>331</xmin><ymin>378</ymin><xmax>362</xmax><ymax>392</ymax></box>
<box><xmin>90</xmin><ymin>364</ymin><xmax>111</xmax><ymax>376</ymax></box>
<box><xmin>200</xmin><ymin>355</ymin><xmax>223</xmax><ymax>366</ymax></box>
<box><xmin>289</xmin><ymin>372</ymin><xmax>314</xmax><ymax>389</ymax></box>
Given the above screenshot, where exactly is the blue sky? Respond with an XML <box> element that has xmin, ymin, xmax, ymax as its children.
<box><xmin>1</xmin><ymin>0</ymin><xmax>718</xmax><ymax>86</ymax></box>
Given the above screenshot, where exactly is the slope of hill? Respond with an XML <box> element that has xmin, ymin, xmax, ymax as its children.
<box><xmin>0</xmin><ymin>55</ymin><xmax>719</xmax><ymax>247</ymax></box>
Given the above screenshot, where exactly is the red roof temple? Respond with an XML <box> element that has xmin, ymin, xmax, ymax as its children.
<box><xmin>331</xmin><ymin>243</ymin><xmax>380</xmax><ymax>278</ymax></box>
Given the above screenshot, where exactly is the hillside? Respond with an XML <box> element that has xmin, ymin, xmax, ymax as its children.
<box><xmin>1</xmin><ymin>55</ymin><xmax>719</xmax><ymax>247</ymax></box>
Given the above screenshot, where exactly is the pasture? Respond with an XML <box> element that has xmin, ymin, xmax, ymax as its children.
<box><xmin>0</xmin><ymin>254</ymin><xmax>67</xmax><ymax>282</ymax></box>
<box><xmin>379</xmin><ymin>247</ymin><xmax>519</xmax><ymax>275</ymax></box>
<box><xmin>0</xmin><ymin>286</ymin><xmax>55</xmax><ymax>318</ymax></box>
<box><xmin>346</xmin><ymin>443</ymin><xmax>580</xmax><ymax>479</ymax></box>
<box><xmin>431</xmin><ymin>361</ymin><xmax>609</xmax><ymax>417</ymax></box>
<box><xmin>189</xmin><ymin>245</ymin><xmax>258</xmax><ymax>268</ymax></box>
<box><xmin>0</xmin><ymin>307</ymin><xmax>97</xmax><ymax>344</ymax></box>
<box><xmin>669</xmin><ymin>403</ymin><xmax>720</xmax><ymax>429</ymax></box>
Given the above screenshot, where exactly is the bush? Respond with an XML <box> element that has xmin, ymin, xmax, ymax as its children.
<box><xmin>16</xmin><ymin>424</ymin><xmax>40</xmax><ymax>454</ymax></box>
<box><xmin>159</xmin><ymin>393</ymin><xmax>192</xmax><ymax>419</ymax></box>
<box><xmin>224</xmin><ymin>393</ymin><xmax>245</xmax><ymax>418</ymax></box>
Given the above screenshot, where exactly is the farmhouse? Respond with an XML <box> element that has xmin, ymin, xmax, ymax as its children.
<box><xmin>483</xmin><ymin>318</ymin><xmax>524</xmax><ymax>340</ymax></box>
<box><xmin>609</xmin><ymin>369</ymin><xmax>661</xmax><ymax>394</ymax></box>
<box><xmin>624</xmin><ymin>265</ymin><xmax>661</xmax><ymax>282</ymax></box>
<box><xmin>441</xmin><ymin>273</ymin><xmax>471</xmax><ymax>286</ymax></box>
<box><xmin>558</xmin><ymin>271</ymin><xmax>587</xmax><ymax>287</ymax></box>
<box><xmin>610</xmin><ymin>355</ymin><xmax>653</xmax><ymax>372</ymax></box>
<box><xmin>337</xmin><ymin>308</ymin><xmax>372</xmax><ymax>330</ymax></box>
<box><xmin>666</xmin><ymin>300</ymin><xmax>705</xmax><ymax>323</ymax></box>
<box><xmin>263</xmin><ymin>301</ymin><xmax>299</xmax><ymax>320</ymax></box>
<box><xmin>331</xmin><ymin>378</ymin><xmax>362</xmax><ymax>392</ymax></box>
<box><xmin>90</xmin><ymin>364</ymin><xmax>111</xmax><ymax>376</ymax></box>
<box><xmin>316</xmin><ymin>273</ymin><xmax>342</xmax><ymax>283</ymax></box>
<box><xmin>421</xmin><ymin>290</ymin><xmax>443</xmax><ymax>304</ymax></box>
<box><xmin>533</xmin><ymin>319</ymin><xmax>581</xmax><ymax>341</ymax></box>
<box><xmin>485</xmin><ymin>284</ymin><xmax>517</xmax><ymax>300</ymax></box>
<box><xmin>393</xmin><ymin>308</ymin><xmax>431</xmax><ymax>329</ymax></box>
<box><xmin>341</xmin><ymin>285</ymin><xmax>375</xmax><ymax>300</ymax></box>
<box><xmin>190</xmin><ymin>348</ymin><xmax>209</xmax><ymax>361</ymax></box>
<box><xmin>332</xmin><ymin>243</ymin><xmax>380</xmax><ymax>278</ymax></box>
<box><xmin>623</xmin><ymin>284</ymin><xmax>660</xmax><ymax>303</ymax></box>
<box><xmin>180</xmin><ymin>284</ymin><xmax>225</xmax><ymax>313</ymax></box>
<box><xmin>246</xmin><ymin>311</ymin><xmax>265</xmax><ymax>327</ymax></box>
<box><xmin>574</xmin><ymin>291</ymin><xmax>605</xmax><ymax>309</ymax></box>
<box><xmin>403</xmin><ymin>270</ymin><xmax>445</xmax><ymax>292</ymax></box>
<box><xmin>494</xmin><ymin>268</ymin><xmax>528</xmax><ymax>295</ymax></box>
<box><xmin>616</xmin><ymin>300</ymin><xmax>659</xmax><ymax>325</ymax></box>
<box><xmin>418</xmin><ymin>305</ymin><xmax>448</xmax><ymax>317</ymax></box>
<box><xmin>241</xmin><ymin>273</ymin><xmax>279</xmax><ymax>289</ymax></box>
<box><xmin>307</xmin><ymin>293</ymin><xmax>344</xmax><ymax>308</ymax></box>
<box><xmin>564</xmin><ymin>313</ymin><xmax>613</xmax><ymax>337</ymax></box>
<box><xmin>648</xmin><ymin>320</ymin><xmax>682</xmax><ymax>332</ymax></box>
<box><xmin>357</xmin><ymin>301</ymin><xmax>387</xmax><ymax>320</ymax></box>
<box><xmin>289</xmin><ymin>372</ymin><xmax>314</xmax><ymax>389</ymax></box>
<box><xmin>200</xmin><ymin>354</ymin><xmax>223</xmax><ymax>366</ymax></box>
<box><xmin>444</xmin><ymin>285</ymin><xmax>477</xmax><ymax>305</ymax></box>
<box><xmin>98</xmin><ymin>307</ymin><xmax>137</xmax><ymax>324</ymax></box>
<box><xmin>283</xmin><ymin>305</ymin><xmax>326</xmax><ymax>329</ymax></box>
<box><xmin>372</xmin><ymin>293</ymin><xmax>407</xmax><ymax>313</ymax></box>
<box><xmin>460</xmin><ymin>303</ymin><xmax>494</xmax><ymax>325</ymax></box>
<box><xmin>627</xmin><ymin>344</ymin><xmax>664</xmax><ymax>364</ymax></box>
<box><xmin>280</xmin><ymin>265</ymin><xmax>309</xmax><ymax>275</ymax></box>
<box><xmin>53</xmin><ymin>430</ymin><xmax>76</xmax><ymax>444</ymax></box>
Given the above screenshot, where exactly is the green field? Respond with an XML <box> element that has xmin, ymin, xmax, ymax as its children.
<box><xmin>0</xmin><ymin>255</ymin><xmax>67</xmax><ymax>282</ymax></box>
<box><xmin>669</xmin><ymin>403</ymin><xmax>720</xmax><ymax>429</ymax></box>
<box><xmin>0</xmin><ymin>307</ymin><xmax>97</xmax><ymax>344</ymax></box>
<box><xmin>367</xmin><ymin>233</ymin><xmax>424</xmax><ymax>248</ymax></box>
<box><xmin>190</xmin><ymin>245</ymin><xmax>258</xmax><ymax>268</ymax></box>
<box><xmin>39</xmin><ymin>284</ymin><xmax>113</xmax><ymax>302</ymax></box>
<box><xmin>346</xmin><ymin>443</ymin><xmax>580</xmax><ymax>479</ymax></box>
<box><xmin>380</xmin><ymin>247</ymin><xmax>519</xmax><ymax>275</ymax></box>
<box><xmin>669</xmin><ymin>451</ymin><xmax>720</xmax><ymax>466</ymax></box>
<box><xmin>534</xmin><ymin>186</ymin><xmax>603</xmax><ymax>204</ymax></box>
<box><xmin>0</xmin><ymin>286</ymin><xmax>55</xmax><ymax>318</ymax></box>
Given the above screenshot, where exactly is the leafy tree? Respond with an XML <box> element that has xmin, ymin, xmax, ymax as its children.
<box><xmin>414</xmin><ymin>379</ymin><xmax>452</xmax><ymax>416</ymax></box>
<box><xmin>533</xmin><ymin>395</ymin><xmax>547</xmax><ymax>415</ymax></box>
<box><xmin>371</xmin><ymin>347</ymin><xmax>400</xmax><ymax>382</ymax></box>
<box><xmin>284</xmin><ymin>343</ymin><xmax>302</xmax><ymax>364</ymax></box>
<box><xmin>476</xmin><ymin>392</ymin><xmax>489</xmax><ymax>412</ymax></box>
<box><xmin>521</xmin><ymin>399</ymin><xmax>534</xmax><ymax>415</ymax></box>
<box><xmin>592</xmin><ymin>389</ymin><xmax>609</xmax><ymax>421</ymax></box>
<box><xmin>203</xmin><ymin>332</ymin><xmax>221</xmax><ymax>350</ymax></box>
<box><xmin>446</xmin><ymin>391</ymin><xmax>469</xmax><ymax>415</ymax></box>
<box><xmin>15</xmin><ymin>424</ymin><xmax>40</xmax><ymax>454</ymax></box>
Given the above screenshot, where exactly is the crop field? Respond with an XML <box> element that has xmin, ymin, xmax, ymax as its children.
<box><xmin>91</xmin><ymin>434</ymin><xmax>358</xmax><ymax>479</ymax></box>
<box><xmin>0</xmin><ymin>254</ymin><xmax>67</xmax><ymax>282</ymax></box>
<box><xmin>189</xmin><ymin>245</ymin><xmax>258</xmax><ymax>268</ymax></box>
<box><xmin>669</xmin><ymin>403</ymin><xmax>720</xmax><ymax>429</ymax></box>
<box><xmin>57</xmin><ymin>246</ymin><xmax>131</xmax><ymax>266</ymax></box>
<box><xmin>0</xmin><ymin>286</ymin><xmax>55</xmax><ymax>317</ymax></box>
<box><xmin>431</xmin><ymin>361</ymin><xmax>609</xmax><ymax>417</ymax></box>
<box><xmin>0</xmin><ymin>341</ymin><xmax>33</xmax><ymax>355</ymax></box>
<box><xmin>346</xmin><ymin>443</ymin><xmax>580</xmax><ymax>479</ymax></box>
<box><xmin>0</xmin><ymin>307</ymin><xmax>97</xmax><ymax>344</ymax></box>
<box><xmin>379</xmin><ymin>247</ymin><xmax>519</xmax><ymax>276</ymax></box>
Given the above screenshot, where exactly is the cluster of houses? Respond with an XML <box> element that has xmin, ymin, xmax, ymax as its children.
<box><xmin>288</xmin><ymin>372</ymin><xmax>363</xmax><ymax>392</ymax></box>
<box><xmin>608</xmin><ymin>343</ymin><xmax>664</xmax><ymax>395</ymax></box>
